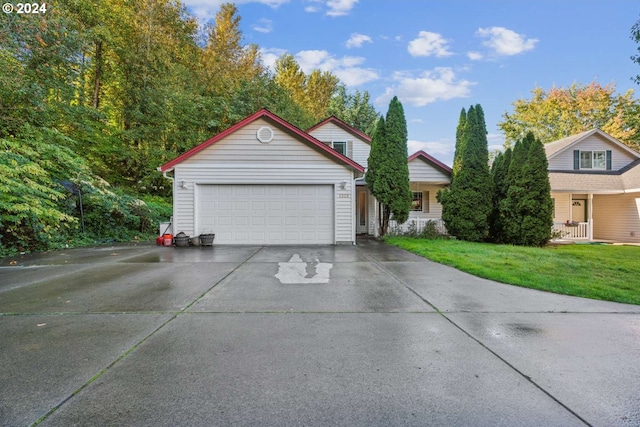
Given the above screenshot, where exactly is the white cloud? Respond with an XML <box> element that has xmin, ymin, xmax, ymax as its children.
<box><xmin>467</xmin><ymin>51</ymin><xmax>483</xmax><ymax>61</ymax></box>
<box><xmin>407</xmin><ymin>31</ymin><xmax>453</xmax><ymax>58</ymax></box>
<box><xmin>260</xmin><ymin>47</ymin><xmax>287</xmax><ymax>71</ymax></box>
<box><xmin>326</xmin><ymin>0</ymin><xmax>358</xmax><ymax>16</ymax></box>
<box><xmin>376</xmin><ymin>67</ymin><xmax>475</xmax><ymax>107</ymax></box>
<box><xmin>295</xmin><ymin>49</ymin><xmax>379</xmax><ymax>86</ymax></box>
<box><xmin>295</xmin><ymin>50</ymin><xmax>332</xmax><ymax>70</ymax></box>
<box><xmin>408</xmin><ymin>140</ymin><xmax>454</xmax><ymax>165</ymax></box>
<box><xmin>346</xmin><ymin>33</ymin><xmax>372</xmax><ymax>49</ymax></box>
<box><xmin>335</xmin><ymin>68</ymin><xmax>380</xmax><ymax>86</ymax></box>
<box><xmin>304</xmin><ymin>0</ymin><xmax>357</xmax><ymax>16</ymax></box>
<box><xmin>252</xmin><ymin>18</ymin><xmax>273</xmax><ymax>33</ymax></box>
<box><xmin>487</xmin><ymin>133</ymin><xmax>506</xmax><ymax>151</ymax></box>
<box><xmin>476</xmin><ymin>26</ymin><xmax>538</xmax><ymax>56</ymax></box>
<box><xmin>182</xmin><ymin>0</ymin><xmax>289</xmax><ymax>22</ymax></box>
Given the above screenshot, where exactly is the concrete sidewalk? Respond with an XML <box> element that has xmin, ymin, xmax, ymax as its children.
<box><xmin>1</xmin><ymin>241</ymin><xmax>639</xmax><ymax>426</ymax></box>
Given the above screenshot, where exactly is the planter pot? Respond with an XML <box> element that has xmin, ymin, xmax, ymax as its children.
<box><xmin>200</xmin><ymin>233</ymin><xmax>215</xmax><ymax>246</ymax></box>
<box><xmin>189</xmin><ymin>236</ymin><xmax>200</xmax><ymax>246</ymax></box>
<box><xmin>174</xmin><ymin>235</ymin><xmax>190</xmax><ymax>247</ymax></box>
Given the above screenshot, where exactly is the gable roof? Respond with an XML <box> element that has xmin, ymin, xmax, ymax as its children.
<box><xmin>549</xmin><ymin>159</ymin><xmax>640</xmax><ymax>194</ymax></box>
<box><xmin>408</xmin><ymin>150</ymin><xmax>452</xmax><ymax>176</ymax></box>
<box><xmin>544</xmin><ymin>129</ymin><xmax>640</xmax><ymax>160</ymax></box>
<box><xmin>307</xmin><ymin>116</ymin><xmax>372</xmax><ymax>143</ymax></box>
<box><xmin>159</xmin><ymin>109</ymin><xmax>365</xmax><ymax>173</ymax></box>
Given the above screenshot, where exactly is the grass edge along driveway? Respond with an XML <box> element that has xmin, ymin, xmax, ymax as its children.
<box><xmin>385</xmin><ymin>237</ymin><xmax>640</xmax><ymax>306</ymax></box>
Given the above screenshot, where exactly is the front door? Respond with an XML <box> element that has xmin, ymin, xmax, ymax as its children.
<box><xmin>572</xmin><ymin>199</ymin><xmax>587</xmax><ymax>222</ymax></box>
<box><xmin>356</xmin><ymin>187</ymin><xmax>368</xmax><ymax>234</ymax></box>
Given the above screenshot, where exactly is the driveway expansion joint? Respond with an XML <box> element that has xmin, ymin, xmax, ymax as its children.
<box><xmin>31</xmin><ymin>245</ymin><xmax>264</xmax><ymax>427</ymax></box>
<box><xmin>358</xmin><ymin>245</ymin><xmax>592</xmax><ymax>426</ymax></box>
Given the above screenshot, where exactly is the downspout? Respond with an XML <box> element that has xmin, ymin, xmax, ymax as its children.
<box><xmin>159</xmin><ymin>168</ymin><xmax>175</xmax><ymax>231</ymax></box>
<box><xmin>352</xmin><ymin>171</ymin><xmax>356</xmax><ymax>245</ymax></box>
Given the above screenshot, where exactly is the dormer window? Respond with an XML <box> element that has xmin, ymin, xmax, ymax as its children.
<box><xmin>574</xmin><ymin>150</ymin><xmax>611</xmax><ymax>170</ymax></box>
<box><xmin>331</xmin><ymin>141</ymin><xmax>347</xmax><ymax>156</ymax></box>
<box><xmin>580</xmin><ymin>151</ymin><xmax>606</xmax><ymax>169</ymax></box>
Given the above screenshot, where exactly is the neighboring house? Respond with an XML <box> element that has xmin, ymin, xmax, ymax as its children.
<box><xmin>159</xmin><ymin>109</ymin><xmax>452</xmax><ymax>244</ymax></box>
<box><xmin>546</xmin><ymin>129</ymin><xmax>640</xmax><ymax>242</ymax></box>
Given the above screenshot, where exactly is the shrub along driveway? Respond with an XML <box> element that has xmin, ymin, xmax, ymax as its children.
<box><xmin>1</xmin><ymin>239</ymin><xmax>639</xmax><ymax>426</ymax></box>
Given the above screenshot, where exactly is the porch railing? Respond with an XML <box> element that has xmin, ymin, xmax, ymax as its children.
<box><xmin>388</xmin><ymin>218</ymin><xmax>447</xmax><ymax>236</ymax></box>
<box><xmin>553</xmin><ymin>222</ymin><xmax>590</xmax><ymax>240</ymax></box>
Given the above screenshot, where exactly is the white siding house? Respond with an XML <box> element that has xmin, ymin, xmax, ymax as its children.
<box><xmin>159</xmin><ymin>109</ymin><xmax>364</xmax><ymax>245</ymax></box>
<box><xmin>546</xmin><ymin>129</ymin><xmax>640</xmax><ymax>242</ymax></box>
<box><xmin>160</xmin><ymin>110</ymin><xmax>453</xmax><ymax>244</ymax></box>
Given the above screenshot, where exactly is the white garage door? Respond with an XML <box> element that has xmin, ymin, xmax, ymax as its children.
<box><xmin>197</xmin><ymin>185</ymin><xmax>334</xmax><ymax>244</ymax></box>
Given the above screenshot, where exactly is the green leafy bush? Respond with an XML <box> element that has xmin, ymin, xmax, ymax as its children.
<box><xmin>0</xmin><ymin>127</ymin><xmax>173</xmax><ymax>257</ymax></box>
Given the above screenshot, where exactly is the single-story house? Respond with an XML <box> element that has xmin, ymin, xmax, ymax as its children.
<box><xmin>546</xmin><ymin>128</ymin><xmax>640</xmax><ymax>242</ymax></box>
<box><xmin>159</xmin><ymin>108</ymin><xmax>452</xmax><ymax>244</ymax></box>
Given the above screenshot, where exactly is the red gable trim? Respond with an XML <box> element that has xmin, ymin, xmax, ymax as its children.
<box><xmin>159</xmin><ymin>109</ymin><xmax>364</xmax><ymax>173</ymax></box>
<box><xmin>307</xmin><ymin>116</ymin><xmax>372</xmax><ymax>143</ymax></box>
<box><xmin>408</xmin><ymin>150</ymin><xmax>452</xmax><ymax>175</ymax></box>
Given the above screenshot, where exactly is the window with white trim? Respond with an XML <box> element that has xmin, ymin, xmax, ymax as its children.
<box><xmin>411</xmin><ymin>191</ymin><xmax>430</xmax><ymax>212</ymax></box>
<box><xmin>580</xmin><ymin>150</ymin><xmax>606</xmax><ymax>170</ymax></box>
<box><xmin>331</xmin><ymin>141</ymin><xmax>347</xmax><ymax>156</ymax></box>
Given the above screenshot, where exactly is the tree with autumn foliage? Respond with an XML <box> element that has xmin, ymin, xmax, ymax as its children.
<box><xmin>274</xmin><ymin>54</ymin><xmax>341</xmax><ymax>123</ymax></box>
<box><xmin>499</xmin><ymin>82</ymin><xmax>640</xmax><ymax>150</ymax></box>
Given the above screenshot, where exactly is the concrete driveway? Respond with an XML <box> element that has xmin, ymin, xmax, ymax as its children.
<box><xmin>1</xmin><ymin>239</ymin><xmax>639</xmax><ymax>426</ymax></box>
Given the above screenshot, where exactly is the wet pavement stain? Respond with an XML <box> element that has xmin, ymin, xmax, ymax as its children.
<box><xmin>505</xmin><ymin>323</ymin><xmax>546</xmax><ymax>338</ymax></box>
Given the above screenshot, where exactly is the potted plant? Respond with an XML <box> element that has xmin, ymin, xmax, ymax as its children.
<box><xmin>200</xmin><ymin>232</ymin><xmax>215</xmax><ymax>246</ymax></box>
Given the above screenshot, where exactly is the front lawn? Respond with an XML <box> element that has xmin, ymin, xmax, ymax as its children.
<box><xmin>385</xmin><ymin>237</ymin><xmax>640</xmax><ymax>305</ymax></box>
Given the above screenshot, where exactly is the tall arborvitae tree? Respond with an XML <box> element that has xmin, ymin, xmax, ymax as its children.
<box><xmin>489</xmin><ymin>148</ymin><xmax>512</xmax><ymax>243</ymax></box>
<box><xmin>367</xmin><ymin>96</ymin><xmax>411</xmax><ymax>236</ymax></box>
<box><xmin>365</xmin><ymin>116</ymin><xmax>385</xmax><ymax>200</ymax></box>
<box><xmin>452</xmin><ymin>108</ymin><xmax>467</xmax><ymax>176</ymax></box>
<box><xmin>500</xmin><ymin>133</ymin><xmax>533</xmax><ymax>244</ymax></box>
<box><xmin>440</xmin><ymin>105</ymin><xmax>492</xmax><ymax>241</ymax></box>
<box><xmin>516</xmin><ymin>135</ymin><xmax>553</xmax><ymax>246</ymax></box>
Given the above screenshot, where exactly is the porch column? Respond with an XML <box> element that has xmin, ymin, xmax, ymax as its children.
<box><xmin>374</xmin><ymin>199</ymin><xmax>380</xmax><ymax>237</ymax></box>
<box><xmin>588</xmin><ymin>193</ymin><xmax>594</xmax><ymax>241</ymax></box>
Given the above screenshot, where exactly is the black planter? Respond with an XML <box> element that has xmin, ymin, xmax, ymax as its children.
<box><xmin>174</xmin><ymin>235</ymin><xmax>190</xmax><ymax>247</ymax></box>
<box><xmin>200</xmin><ymin>233</ymin><xmax>215</xmax><ymax>246</ymax></box>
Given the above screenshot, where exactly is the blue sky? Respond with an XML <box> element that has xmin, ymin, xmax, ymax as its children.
<box><xmin>182</xmin><ymin>0</ymin><xmax>640</xmax><ymax>166</ymax></box>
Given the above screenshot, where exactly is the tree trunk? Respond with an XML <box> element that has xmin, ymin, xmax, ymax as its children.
<box><xmin>92</xmin><ymin>41</ymin><xmax>103</xmax><ymax>109</ymax></box>
<box><xmin>378</xmin><ymin>202</ymin><xmax>390</xmax><ymax>237</ymax></box>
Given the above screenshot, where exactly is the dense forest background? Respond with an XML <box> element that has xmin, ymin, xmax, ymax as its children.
<box><xmin>0</xmin><ymin>1</ymin><xmax>378</xmax><ymax>256</ymax></box>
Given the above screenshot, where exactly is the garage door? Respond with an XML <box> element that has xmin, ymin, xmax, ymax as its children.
<box><xmin>197</xmin><ymin>185</ymin><xmax>334</xmax><ymax>244</ymax></box>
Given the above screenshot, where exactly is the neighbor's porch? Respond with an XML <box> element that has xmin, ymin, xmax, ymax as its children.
<box><xmin>552</xmin><ymin>192</ymin><xmax>594</xmax><ymax>240</ymax></box>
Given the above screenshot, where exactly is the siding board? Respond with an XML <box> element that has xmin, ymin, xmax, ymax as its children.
<box><xmin>549</xmin><ymin>134</ymin><xmax>637</xmax><ymax>171</ymax></box>
<box><xmin>593</xmin><ymin>193</ymin><xmax>640</xmax><ymax>242</ymax></box>
<box><xmin>408</xmin><ymin>158</ymin><xmax>450</xmax><ymax>182</ymax></box>
<box><xmin>308</xmin><ymin>121</ymin><xmax>370</xmax><ymax>168</ymax></box>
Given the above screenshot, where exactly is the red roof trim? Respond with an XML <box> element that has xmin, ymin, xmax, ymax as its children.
<box><xmin>408</xmin><ymin>150</ymin><xmax>452</xmax><ymax>175</ymax></box>
<box><xmin>307</xmin><ymin>116</ymin><xmax>372</xmax><ymax>143</ymax></box>
<box><xmin>160</xmin><ymin>109</ymin><xmax>364</xmax><ymax>173</ymax></box>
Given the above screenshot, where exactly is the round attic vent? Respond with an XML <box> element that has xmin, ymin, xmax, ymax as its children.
<box><xmin>257</xmin><ymin>126</ymin><xmax>274</xmax><ymax>143</ymax></box>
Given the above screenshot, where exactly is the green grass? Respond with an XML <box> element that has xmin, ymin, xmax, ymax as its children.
<box><xmin>385</xmin><ymin>237</ymin><xmax>640</xmax><ymax>305</ymax></box>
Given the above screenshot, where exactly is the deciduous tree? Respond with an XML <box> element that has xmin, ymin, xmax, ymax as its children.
<box><xmin>499</xmin><ymin>82</ymin><xmax>640</xmax><ymax>150</ymax></box>
<box><xmin>327</xmin><ymin>84</ymin><xmax>379</xmax><ymax>136</ymax></box>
